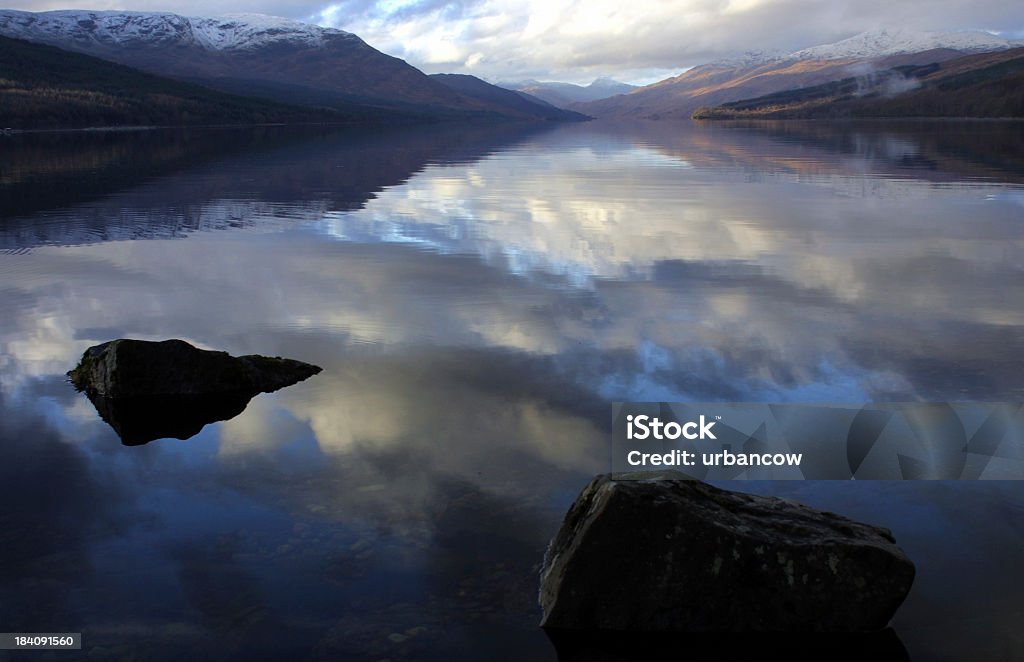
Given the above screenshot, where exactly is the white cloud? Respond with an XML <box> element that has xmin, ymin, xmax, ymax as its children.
<box><xmin>312</xmin><ymin>0</ymin><xmax>1024</xmax><ymax>82</ymax></box>
<box><xmin>4</xmin><ymin>0</ymin><xmax>1022</xmax><ymax>83</ymax></box>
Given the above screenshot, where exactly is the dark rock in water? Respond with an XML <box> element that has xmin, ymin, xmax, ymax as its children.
<box><xmin>69</xmin><ymin>338</ymin><xmax>321</xmax><ymax>398</ymax></box>
<box><xmin>540</xmin><ymin>475</ymin><xmax>915</xmax><ymax>632</ymax></box>
<box><xmin>68</xmin><ymin>339</ymin><xmax>321</xmax><ymax>445</ymax></box>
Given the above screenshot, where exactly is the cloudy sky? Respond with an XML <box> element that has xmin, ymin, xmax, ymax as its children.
<box><xmin>6</xmin><ymin>0</ymin><xmax>1024</xmax><ymax>83</ymax></box>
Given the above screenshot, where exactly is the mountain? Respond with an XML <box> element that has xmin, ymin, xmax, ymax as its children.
<box><xmin>0</xmin><ymin>35</ymin><xmax>374</xmax><ymax>129</ymax></box>
<box><xmin>577</xmin><ymin>29</ymin><xmax>1022</xmax><ymax>119</ymax></box>
<box><xmin>0</xmin><ymin>10</ymin><xmax>489</xmax><ymax>117</ymax></box>
<box><xmin>500</xmin><ymin>78</ymin><xmax>637</xmax><ymax>108</ymax></box>
<box><xmin>428</xmin><ymin>74</ymin><xmax>589</xmax><ymax>121</ymax></box>
<box><xmin>693</xmin><ymin>47</ymin><xmax>1024</xmax><ymax>119</ymax></box>
<box><xmin>790</xmin><ymin>28</ymin><xmax>1019</xmax><ymax>60</ymax></box>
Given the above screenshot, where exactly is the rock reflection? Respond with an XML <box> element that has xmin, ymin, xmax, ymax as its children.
<box><xmin>84</xmin><ymin>392</ymin><xmax>253</xmax><ymax>445</ymax></box>
<box><xmin>68</xmin><ymin>338</ymin><xmax>321</xmax><ymax>446</ymax></box>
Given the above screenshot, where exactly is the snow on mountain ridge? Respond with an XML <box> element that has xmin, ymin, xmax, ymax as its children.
<box><xmin>790</xmin><ymin>28</ymin><xmax>1018</xmax><ymax>61</ymax></box>
<box><xmin>0</xmin><ymin>9</ymin><xmax>355</xmax><ymax>51</ymax></box>
<box><xmin>710</xmin><ymin>49</ymin><xmax>787</xmax><ymax>68</ymax></box>
<box><xmin>706</xmin><ymin>28</ymin><xmax>1018</xmax><ymax>69</ymax></box>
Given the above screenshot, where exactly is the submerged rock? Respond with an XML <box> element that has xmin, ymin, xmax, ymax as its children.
<box><xmin>539</xmin><ymin>475</ymin><xmax>914</xmax><ymax>632</ymax></box>
<box><xmin>68</xmin><ymin>339</ymin><xmax>321</xmax><ymax>444</ymax></box>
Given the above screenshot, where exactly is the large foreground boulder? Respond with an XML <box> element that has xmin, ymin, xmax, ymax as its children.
<box><xmin>540</xmin><ymin>475</ymin><xmax>914</xmax><ymax>632</ymax></box>
<box><xmin>68</xmin><ymin>339</ymin><xmax>321</xmax><ymax>445</ymax></box>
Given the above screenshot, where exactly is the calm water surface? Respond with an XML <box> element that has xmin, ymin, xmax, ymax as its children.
<box><xmin>1</xmin><ymin>120</ymin><xmax>1023</xmax><ymax>660</ymax></box>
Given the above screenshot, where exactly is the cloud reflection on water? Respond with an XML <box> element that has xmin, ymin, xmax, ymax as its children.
<box><xmin>0</xmin><ymin>120</ymin><xmax>1022</xmax><ymax>658</ymax></box>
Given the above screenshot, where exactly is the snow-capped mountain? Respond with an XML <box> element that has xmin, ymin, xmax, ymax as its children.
<box><xmin>708</xmin><ymin>50</ymin><xmax>787</xmax><ymax>68</ymax></box>
<box><xmin>578</xmin><ymin>27</ymin><xmax>1022</xmax><ymax>119</ymax></box>
<box><xmin>0</xmin><ymin>10</ymin><xmax>353</xmax><ymax>51</ymax></box>
<box><xmin>0</xmin><ymin>9</ymin><xmax>596</xmax><ymax>121</ymax></box>
<box><xmin>703</xmin><ymin>29</ymin><xmax>1020</xmax><ymax>69</ymax></box>
<box><xmin>791</xmin><ymin>28</ymin><xmax>1020</xmax><ymax>61</ymax></box>
<box><xmin>0</xmin><ymin>9</ymin><xmax>472</xmax><ymax>109</ymax></box>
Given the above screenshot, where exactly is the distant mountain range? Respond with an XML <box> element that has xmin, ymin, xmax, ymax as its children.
<box><xmin>693</xmin><ymin>47</ymin><xmax>1024</xmax><ymax>119</ymax></box>
<box><xmin>429</xmin><ymin>74</ymin><xmax>588</xmax><ymax>121</ymax></box>
<box><xmin>1</xmin><ymin>11</ymin><xmax>1021</xmax><ymax>128</ymax></box>
<box><xmin>0</xmin><ymin>9</ymin><xmax>586</xmax><ymax>126</ymax></box>
<box><xmin>499</xmin><ymin>78</ymin><xmax>637</xmax><ymax>108</ymax></box>
<box><xmin>575</xmin><ymin>28</ymin><xmax>1024</xmax><ymax>119</ymax></box>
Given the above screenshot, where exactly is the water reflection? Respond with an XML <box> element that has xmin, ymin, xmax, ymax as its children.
<box><xmin>85</xmin><ymin>392</ymin><xmax>254</xmax><ymax>446</ymax></box>
<box><xmin>678</xmin><ymin>120</ymin><xmax>1024</xmax><ymax>183</ymax></box>
<box><xmin>0</xmin><ymin>122</ymin><xmax>552</xmax><ymax>247</ymax></box>
<box><xmin>0</xmin><ymin>393</ymin><xmax>133</xmax><ymax>632</ymax></box>
<box><xmin>1</xmin><ymin>120</ymin><xmax>1022</xmax><ymax>659</ymax></box>
<box><xmin>545</xmin><ymin>628</ymin><xmax>910</xmax><ymax>661</ymax></box>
